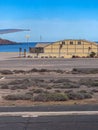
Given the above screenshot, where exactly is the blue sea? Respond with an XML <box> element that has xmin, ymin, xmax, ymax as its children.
<box><xmin>0</xmin><ymin>42</ymin><xmax>37</xmax><ymax>52</ymax></box>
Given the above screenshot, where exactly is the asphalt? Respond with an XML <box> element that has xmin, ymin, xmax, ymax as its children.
<box><xmin>0</xmin><ymin>105</ymin><xmax>97</xmax><ymax>130</ymax></box>
<box><xmin>0</xmin><ymin>115</ymin><xmax>98</xmax><ymax>130</ymax></box>
<box><xmin>0</xmin><ymin>104</ymin><xmax>98</xmax><ymax>112</ymax></box>
<box><xmin>1</xmin><ymin>58</ymin><xmax>98</xmax><ymax>70</ymax></box>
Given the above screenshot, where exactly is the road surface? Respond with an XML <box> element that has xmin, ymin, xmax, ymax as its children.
<box><xmin>0</xmin><ymin>58</ymin><xmax>98</xmax><ymax>70</ymax></box>
<box><xmin>0</xmin><ymin>105</ymin><xmax>98</xmax><ymax>130</ymax></box>
<box><xmin>0</xmin><ymin>114</ymin><xmax>98</xmax><ymax>130</ymax></box>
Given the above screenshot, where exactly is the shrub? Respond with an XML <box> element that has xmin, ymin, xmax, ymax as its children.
<box><xmin>55</xmin><ymin>70</ymin><xmax>64</xmax><ymax>74</ymax></box>
<box><xmin>28</xmin><ymin>68</ymin><xmax>50</xmax><ymax>73</ymax></box>
<box><xmin>91</xmin><ymin>81</ymin><xmax>98</xmax><ymax>87</ymax></box>
<box><xmin>72</xmin><ymin>55</ymin><xmax>76</xmax><ymax>58</ymax></box>
<box><xmin>41</xmin><ymin>56</ymin><xmax>44</xmax><ymax>58</ymax></box>
<box><xmin>64</xmin><ymin>90</ymin><xmax>73</xmax><ymax>93</ymax></box>
<box><xmin>33</xmin><ymin>89</ymin><xmax>45</xmax><ymax>93</ymax></box>
<box><xmin>9</xmin><ymin>85</ymin><xmax>28</xmax><ymax>90</ymax></box>
<box><xmin>79</xmin><ymin>79</ymin><xmax>98</xmax><ymax>87</ymax></box>
<box><xmin>67</xmin><ymin>91</ymin><xmax>92</xmax><ymax>100</ymax></box>
<box><xmin>8</xmin><ymin>80</ymin><xmax>22</xmax><ymax>85</ymax></box>
<box><xmin>67</xmin><ymin>92</ymin><xmax>84</xmax><ymax>100</ymax></box>
<box><xmin>46</xmin><ymin>86</ymin><xmax>52</xmax><ymax>89</ymax></box>
<box><xmin>28</xmin><ymin>68</ymin><xmax>38</xmax><ymax>73</ymax></box>
<box><xmin>0</xmin><ymin>85</ymin><xmax>9</xmax><ymax>89</ymax></box>
<box><xmin>3</xmin><ymin>94</ymin><xmax>32</xmax><ymax>100</ymax></box>
<box><xmin>64</xmin><ymin>83</ymin><xmax>79</xmax><ymax>88</ymax></box>
<box><xmin>52</xmin><ymin>82</ymin><xmax>79</xmax><ymax>89</ymax></box>
<box><xmin>82</xmin><ymin>93</ymin><xmax>92</xmax><ymax>99</ymax></box>
<box><xmin>55</xmin><ymin>90</ymin><xmax>61</xmax><ymax>93</ymax></box>
<box><xmin>0</xmin><ymin>70</ymin><xmax>13</xmax><ymax>75</ymax></box>
<box><xmin>79</xmin><ymin>78</ymin><xmax>92</xmax><ymax>86</ymax></box>
<box><xmin>34</xmin><ymin>79</ymin><xmax>45</xmax><ymax>83</ymax></box>
<box><xmin>36</xmin><ymin>82</ymin><xmax>48</xmax><ymax>88</ymax></box>
<box><xmin>26</xmin><ymin>91</ymin><xmax>34</xmax><ymax>95</ymax></box>
<box><xmin>39</xmin><ymin>69</ymin><xmax>49</xmax><ymax>72</ymax></box>
<box><xmin>53</xmin><ymin>79</ymin><xmax>70</xmax><ymax>83</ymax></box>
<box><xmin>72</xmin><ymin>68</ymin><xmax>77</xmax><ymax>72</ymax></box>
<box><xmin>72</xmin><ymin>68</ymin><xmax>98</xmax><ymax>74</ymax></box>
<box><xmin>92</xmin><ymin>89</ymin><xmax>98</xmax><ymax>93</ymax></box>
<box><xmin>78</xmin><ymin>90</ymin><xmax>87</xmax><ymax>93</ymax></box>
<box><xmin>7</xmin><ymin>78</ymin><xmax>34</xmax><ymax>90</ymax></box>
<box><xmin>89</xmin><ymin>52</ymin><xmax>96</xmax><ymax>58</ymax></box>
<box><xmin>13</xmin><ymin>70</ymin><xmax>26</xmax><ymax>74</ymax></box>
<box><xmin>33</xmin><ymin>93</ymin><xmax>68</xmax><ymax>102</ymax></box>
<box><xmin>27</xmin><ymin>55</ymin><xmax>32</xmax><ymax>58</ymax></box>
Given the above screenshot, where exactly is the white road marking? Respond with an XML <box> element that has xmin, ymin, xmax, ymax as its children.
<box><xmin>0</xmin><ymin>111</ymin><xmax>98</xmax><ymax>117</ymax></box>
<box><xmin>22</xmin><ymin>114</ymin><xmax>38</xmax><ymax>118</ymax></box>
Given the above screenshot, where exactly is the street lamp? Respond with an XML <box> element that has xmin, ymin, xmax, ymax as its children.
<box><xmin>25</xmin><ymin>35</ymin><xmax>30</xmax><ymax>52</ymax></box>
<box><xmin>40</xmin><ymin>35</ymin><xmax>42</xmax><ymax>42</ymax></box>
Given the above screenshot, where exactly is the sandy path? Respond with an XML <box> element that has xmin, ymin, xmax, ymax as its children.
<box><xmin>0</xmin><ymin>52</ymin><xmax>19</xmax><ymax>61</ymax></box>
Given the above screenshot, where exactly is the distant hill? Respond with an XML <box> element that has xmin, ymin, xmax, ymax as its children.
<box><xmin>0</xmin><ymin>38</ymin><xmax>16</xmax><ymax>44</ymax></box>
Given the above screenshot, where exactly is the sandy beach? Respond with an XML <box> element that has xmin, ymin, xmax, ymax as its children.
<box><xmin>0</xmin><ymin>52</ymin><xmax>19</xmax><ymax>61</ymax></box>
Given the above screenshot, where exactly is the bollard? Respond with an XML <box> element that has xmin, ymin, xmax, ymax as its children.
<box><xmin>19</xmin><ymin>48</ymin><xmax>22</xmax><ymax>58</ymax></box>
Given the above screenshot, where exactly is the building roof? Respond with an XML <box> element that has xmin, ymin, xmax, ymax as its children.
<box><xmin>35</xmin><ymin>43</ymin><xmax>51</xmax><ymax>48</ymax></box>
<box><xmin>55</xmin><ymin>39</ymin><xmax>96</xmax><ymax>44</ymax></box>
<box><xmin>35</xmin><ymin>40</ymin><xmax>98</xmax><ymax>49</ymax></box>
<box><xmin>41</xmin><ymin>39</ymin><xmax>98</xmax><ymax>49</ymax></box>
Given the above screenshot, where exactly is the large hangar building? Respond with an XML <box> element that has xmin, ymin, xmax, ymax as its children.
<box><xmin>30</xmin><ymin>39</ymin><xmax>98</xmax><ymax>58</ymax></box>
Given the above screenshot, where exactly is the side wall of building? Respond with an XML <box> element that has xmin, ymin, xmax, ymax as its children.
<box><xmin>43</xmin><ymin>40</ymin><xmax>98</xmax><ymax>58</ymax></box>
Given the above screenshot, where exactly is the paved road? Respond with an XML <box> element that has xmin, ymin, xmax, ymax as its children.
<box><xmin>0</xmin><ymin>104</ymin><xmax>98</xmax><ymax>112</ymax></box>
<box><xmin>0</xmin><ymin>105</ymin><xmax>98</xmax><ymax>130</ymax></box>
<box><xmin>0</xmin><ymin>58</ymin><xmax>98</xmax><ymax>70</ymax></box>
<box><xmin>0</xmin><ymin>115</ymin><xmax>98</xmax><ymax>130</ymax></box>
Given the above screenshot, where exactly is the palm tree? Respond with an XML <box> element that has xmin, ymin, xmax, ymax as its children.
<box><xmin>89</xmin><ymin>52</ymin><xmax>96</xmax><ymax>58</ymax></box>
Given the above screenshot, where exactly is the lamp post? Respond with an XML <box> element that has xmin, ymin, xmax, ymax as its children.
<box><xmin>25</xmin><ymin>35</ymin><xmax>30</xmax><ymax>52</ymax></box>
<box><xmin>40</xmin><ymin>35</ymin><xmax>42</xmax><ymax>42</ymax></box>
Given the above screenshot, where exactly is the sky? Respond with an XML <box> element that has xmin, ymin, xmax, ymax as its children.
<box><xmin>0</xmin><ymin>0</ymin><xmax>98</xmax><ymax>42</ymax></box>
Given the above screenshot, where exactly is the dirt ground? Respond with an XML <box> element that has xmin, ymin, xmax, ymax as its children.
<box><xmin>0</xmin><ymin>71</ymin><xmax>98</xmax><ymax>106</ymax></box>
<box><xmin>0</xmin><ymin>53</ymin><xmax>98</xmax><ymax>106</ymax></box>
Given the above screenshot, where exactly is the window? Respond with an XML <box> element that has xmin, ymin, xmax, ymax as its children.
<box><xmin>78</xmin><ymin>41</ymin><xmax>81</xmax><ymax>45</ymax></box>
<box><xmin>70</xmin><ymin>41</ymin><xmax>73</xmax><ymax>45</ymax></box>
<box><xmin>35</xmin><ymin>47</ymin><xmax>44</xmax><ymax>53</ymax></box>
<box><xmin>62</xmin><ymin>41</ymin><xmax>65</xmax><ymax>45</ymax></box>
